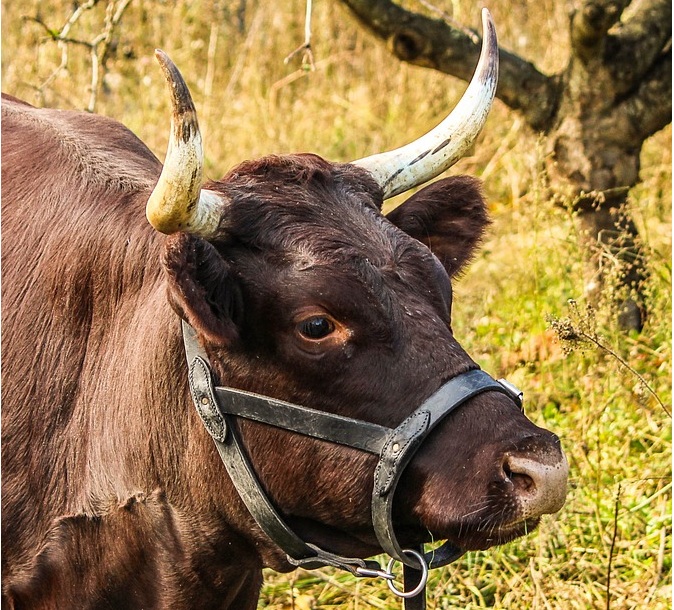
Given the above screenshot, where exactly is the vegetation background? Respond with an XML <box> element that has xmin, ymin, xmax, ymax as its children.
<box><xmin>1</xmin><ymin>0</ymin><xmax>670</xmax><ymax>608</ymax></box>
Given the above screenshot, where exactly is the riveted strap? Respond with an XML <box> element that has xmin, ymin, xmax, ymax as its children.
<box><xmin>188</xmin><ymin>352</ymin><xmax>315</xmax><ymax>560</ymax></box>
<box><xmin>213</xmin><ymin>385</ymin><xmax>389</xmax><ymax>455</ymax></box>
<box><xmin>183</xmin><ymin>321</ymin><xmax>383</xmax><ymax>574</ymax></box>
<box><xmin>372</xmin><ymin>369</ymin><xmax>517</xmax><ymax>567</ymax></box>
<box><xmin>374</xmin><ymin>411</ymin><xmax>430</xmax><ymax>497</ymax></box>
<box><xmin>208</xmin><ymin>421</ymin><xmax>380</xmax><ymax>572</ymax></box>
<box><xmin>190</xmin><ymin>356</ymin><xmax>227</xmax><ymax>442</ymax></box>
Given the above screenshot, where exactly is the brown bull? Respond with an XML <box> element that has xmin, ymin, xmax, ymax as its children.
<box><xmin>1</xmin><ymin>11</ymin><xmax>567</xmax><ymax>609</ymax></box>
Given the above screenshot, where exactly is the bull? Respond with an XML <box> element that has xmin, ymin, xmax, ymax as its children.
<box><xmin>1</xmin><ymin>10</ymin><xmax>567</xmax><ymax>609</ymax></box>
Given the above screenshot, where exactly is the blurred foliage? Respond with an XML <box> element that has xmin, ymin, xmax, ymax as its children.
<box><xmin>2</xmin><ymin>1</ymin><xmax>670</xmax><ymax>608</ymax></box>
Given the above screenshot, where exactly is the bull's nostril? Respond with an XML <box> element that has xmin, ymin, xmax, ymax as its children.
<box><xmin>503</xmin><ymin>457</ymin><xmax>535</xmax><ymax>492</ymax></box>
<box><xmin>502</xmin><ymin>451</ymin><xmax>569</xmax><ymax>516</ymax></box>
<box><xmin>501</xmin><ymin>458</ymin><xmax>513</xmax><ymax>481</ymax></box>
<box><xmin>511</xmin><ymin>471</ymin><xmax>535</xmax><ymax>493</ymax></box>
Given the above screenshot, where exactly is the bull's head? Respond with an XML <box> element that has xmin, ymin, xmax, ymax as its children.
<box><xmin>147</xmin><ymin>9</ymin><xmax>567</xmax><ymax>575</ymax></box>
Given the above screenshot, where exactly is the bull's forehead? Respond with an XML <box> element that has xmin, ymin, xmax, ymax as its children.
<box><xmin>236</xmin><ymin>196</ymin><xmax>436</xmax><ymax>284</ymax></box>
<box><xmin>287</xmin><ymin>214</ymin><xmax>417</xmax><ymax>271</ymax></box>
<box><xmin>217</xmin><ymin>154</ymin><xmax>398</xmax><ymax>260</ymax></box>
<box><xmin>216</xmin><ymin>152</ymin><xmax>451</xmax><ymax>302</ymax></box>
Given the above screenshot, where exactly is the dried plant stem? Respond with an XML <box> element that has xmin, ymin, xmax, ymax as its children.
<box><xmin>202</xmin><ymin>22</ymin><xmax>220</xmax><ymax>125</ymax></box>
<box><xmin>548</xmin><ymin>301</ymin><xmax>670</xmax><ymax>418</ymax></box>
<box><xmin>24</xmin><ymin>0</ymin><xmax>132</xmax><ymax>111</ymax></box>
<box><xmin>87</xmin><ymin>0</ymin><xmax>132</xmax><ymax>112</ymax></box>
<box><xmin>284</xmin><ymin>0</ymin><xmax>315</xmax><ymax>70</ymax></box>
<box><xmin>605</xmin><ymin>484</ymin><xmax>621</xmax><ymax>610</ymax></box>
<box><xmin>578</xmin><ymin>329</ymin><xmax>670</xmax><ymax>417</ymax></box>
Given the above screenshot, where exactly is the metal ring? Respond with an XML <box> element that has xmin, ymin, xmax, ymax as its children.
<box><xmin>385</xmin><ymin>549</ymin><xmax>429</xmax><ymax>599</ymax></box>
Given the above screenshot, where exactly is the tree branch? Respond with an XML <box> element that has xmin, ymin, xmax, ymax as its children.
<box><xmin>609</xmin><ymin>0</ymin><xmax>672</xmax><ymax>92</ymax></box>
<box><xmin>337</xmin><ymin>0</ymin><xmax>561</xmax><ymax>132</ymax></box>
<box><xmin>620</xmin><ymin>46</ymin><xmax>672</xmax><ymax>141</ymax></box>
<box><xmin>569</xmin><ymin>0</ymin><xmax>630</xmax><ymax>62</ymax></box>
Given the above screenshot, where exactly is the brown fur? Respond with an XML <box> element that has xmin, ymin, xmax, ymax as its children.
<box><xmin>2</xmin><ymin>94</ymin><xmax>564</xmax><ymax>609</ymax></box>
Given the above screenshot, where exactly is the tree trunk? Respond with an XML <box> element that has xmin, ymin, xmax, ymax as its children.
<box><xmin>338</xmin><ymin>0</ymin><xmax>671</xmax><ymax>330</ymax></box>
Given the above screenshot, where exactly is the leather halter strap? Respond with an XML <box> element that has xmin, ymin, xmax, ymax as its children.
<box><xmin>182</xmin><ymin>320</ymin><xmax>523</xmax><ymax>602</ymax></box>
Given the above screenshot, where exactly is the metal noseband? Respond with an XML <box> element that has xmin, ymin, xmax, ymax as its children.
<box><xmin>182</xmin><ymin>320</ymin><xmax>523</xmax><ymax>606</ymax></box>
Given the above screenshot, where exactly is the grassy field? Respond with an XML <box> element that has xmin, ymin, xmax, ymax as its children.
<box><xmin>2</xmin><ymin>1</ymin><xmax>670</xmax><ymax>608</ymax></box>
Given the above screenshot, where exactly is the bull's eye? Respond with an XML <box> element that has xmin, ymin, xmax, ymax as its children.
<box><xmin>298</xmin><ymin>316</ymin><xmax>335</xmax><ymax>340</ymax></box>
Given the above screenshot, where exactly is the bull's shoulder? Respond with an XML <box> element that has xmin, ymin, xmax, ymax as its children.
<box><xmin>1</xmin><ymin>94</ymin><xmax>161</xmax><ymax>194</ymax></box>
<box><xmin>3</xmin><ymin>490</ymin><xmax>262</xmax><ymax>610</ymax></box>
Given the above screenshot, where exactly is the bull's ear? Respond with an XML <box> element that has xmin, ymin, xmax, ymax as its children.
<box><xmin>162</xmin><ymin>234</ymin><xmax>242</xmax><ymax>347</ymax></box>
<box><xmin>386</xmin><ymin>175</ymin><xmax>489</xmax><ymax>277</ymax></box>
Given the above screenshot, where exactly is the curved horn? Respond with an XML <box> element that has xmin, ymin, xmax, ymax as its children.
<box><xmin>146</xmin><ymin>50</ymin><xmax>224</xmax><ymax>236</ymax></box>
<box><xmin>352</xmin><ymin>8</ymin><xmax>499</xmax><ymax>199</ymax></box>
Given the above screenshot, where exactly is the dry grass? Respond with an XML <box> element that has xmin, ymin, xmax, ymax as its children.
<box><xmin>2</xmin><ymin>1</ymin><xmax>670</xmax><ymax>608</ymax></box>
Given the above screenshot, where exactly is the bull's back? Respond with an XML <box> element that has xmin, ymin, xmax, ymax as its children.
<box><xmin>1</xmin><ymin>95</ymin><xmax>164</xmax><ymax>570</ymax></box>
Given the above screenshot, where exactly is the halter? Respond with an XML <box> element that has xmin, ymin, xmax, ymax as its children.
<box><xmin>182</xmin><ymin>320</ymin><xmax>523</xmax><ymax>608</ymax></box>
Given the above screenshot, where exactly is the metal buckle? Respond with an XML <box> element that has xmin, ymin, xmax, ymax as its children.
<box><xmin>497</xmin><ymin>378</ymin><xmax>524</xmax><ymax>410</ymax></box>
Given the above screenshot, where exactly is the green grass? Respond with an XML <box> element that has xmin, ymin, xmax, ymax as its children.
<box><xmin>2</xmin><ymin>1</ymin><xmax>670</xmax><ymax>608</ymax></box>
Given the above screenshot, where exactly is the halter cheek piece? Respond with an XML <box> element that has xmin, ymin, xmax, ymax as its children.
<box><xmin>182</xmin><ymin>321</ymin><xmax>523</xmax><ymax>608</ymax></box>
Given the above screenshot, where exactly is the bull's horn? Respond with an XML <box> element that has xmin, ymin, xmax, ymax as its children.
<box><xmin>352</xmin><ymin>8</ymin><xmax>498</xmax><ymax>199</ymax></box>
<box><xmin>146</xmin><ymin>50</ymin><xmax>224</xmax><ymax>236</ymax></box>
